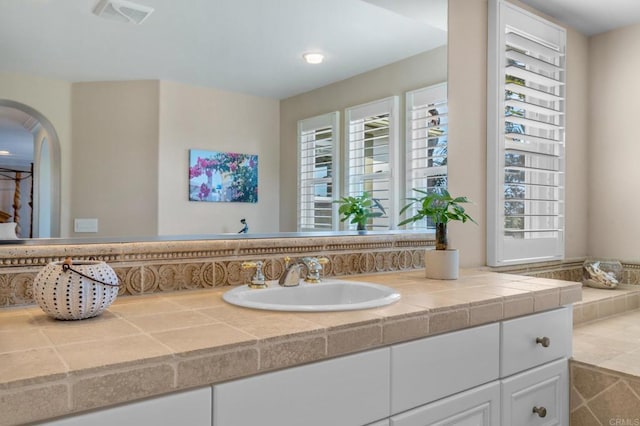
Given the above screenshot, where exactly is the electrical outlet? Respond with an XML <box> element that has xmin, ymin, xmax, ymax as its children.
<box><xmin>74</xmin><ymin>218</ymin><xmax>98</xmax><ymax>233</ymax></box>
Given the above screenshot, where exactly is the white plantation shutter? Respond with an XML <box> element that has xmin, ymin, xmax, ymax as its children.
<box><xmin>488</xmin><ymin>0</ymin><xmax>566</xmax><ymax>266</ymax></box>
<box><xmin>405</xmin><ymin>83</ymin><xmax>448</xmax><ymax>230</ymax></box>
<box><xmin>345</xmin><ymin>97</ymin><xmax>399</xmax><ymax>230</ymax></box>
<box><xmin>297</xmin><ymin>112</ymin><xmax>340</xmax><ymax>232</ymax></box>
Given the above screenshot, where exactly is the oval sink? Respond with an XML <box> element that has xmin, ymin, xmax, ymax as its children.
<box><xmin>222</xmin><ymin>279</ymin><xmax>401</xmax><ymax>312</ymax></box>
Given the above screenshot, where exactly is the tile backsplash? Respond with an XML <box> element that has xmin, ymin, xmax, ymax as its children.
<box><xmin>0</xmin><ymin>234</ymin><xmax>431</xmax><ymax>308</ymax></box>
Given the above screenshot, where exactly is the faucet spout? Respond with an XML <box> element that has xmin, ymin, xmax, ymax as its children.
<box><xmin>279</xmin><ymin>256</ymin><xmax>301</xmax><ymax>286</ymax></box>
<box><xmin>278</xmin><ymin>256</ymin><xmax>329</xmax><ymax>286</ymax></box>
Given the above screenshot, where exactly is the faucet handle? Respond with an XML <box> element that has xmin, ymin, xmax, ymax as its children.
<box><xmin>302</xmin><ymin>257</ymin><xmax>329</xmax><ymax>283</ymax></box>
<box><xmin>241</xmin><ymin>261</ymin><xmax>267</xmax><ymax>289</ymax></box>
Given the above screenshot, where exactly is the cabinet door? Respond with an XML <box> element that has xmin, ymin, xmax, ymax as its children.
<box><xmin>501</xmin><ymin>307</ymin><xmax>571</xmax><ymax>377</ymax></box>
<box><xmin>213</xmin><ymin>348</ymin><xmax>390</xmax><ymax>426</ymax></box>
<box><xmin>40</xmin><ymin>387</ymin><xmax>212</xmax><ymax>426</ymax></box>
<box><xmin>501</xmin><ymin>358</ymin><xmax>568</xmax><ymax>426</ymax></box>
<box><xmin>390</xmin><ymin>382</ymin><xmax>500</xmax><ymax>426</ymax></box>
<box><xmin>367</xmin><ymin>420</ymin><xmax>390</xmax><ymax>426</ymax></box>
<box><xmin>391</xmin><ymin>323</ymin><xmax>500</xmax><ymax>414</ymax></box>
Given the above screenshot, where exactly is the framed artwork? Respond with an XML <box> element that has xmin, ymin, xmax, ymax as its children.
<box><xmin>189</xmin><ymin>149</ymin><xmax>258</xmax><ymax>203</ymax></box>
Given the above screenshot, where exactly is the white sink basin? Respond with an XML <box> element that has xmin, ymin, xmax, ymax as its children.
<box><xmin>222</xmin><ymin>279</ymin><xmax>401</xmax><ymax>312</ymax></box>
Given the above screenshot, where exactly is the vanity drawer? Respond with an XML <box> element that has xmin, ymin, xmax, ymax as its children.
<box><xmin>500</xmin><ymin>307</ymin><xmax>571</xmax><ymax>377</ymax></box>
<box><xmin>213</xmin><ymin>347</ymin><xmax>390</xmax><ymax>426</ymax></box>
<box><xmin>501</xmin><ymin>358</ymin><xmax>568</xmax><ymax>426</ymax></box>
<box><xmin>390</xmin><ymin>323</ymin><xmax>499</xmax><ymax>415</ymax></box>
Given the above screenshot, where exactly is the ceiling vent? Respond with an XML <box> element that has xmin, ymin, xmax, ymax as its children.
<box><xmin>93</xmin><ymin>0</ymin><xmax>154</xmax><ymax>25</ymax></box>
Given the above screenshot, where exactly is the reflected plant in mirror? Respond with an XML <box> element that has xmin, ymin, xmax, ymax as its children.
<box><xmin>335</xmin><ymin>192</ymin><xmax>386</xmax><ymax>231</ymax></box>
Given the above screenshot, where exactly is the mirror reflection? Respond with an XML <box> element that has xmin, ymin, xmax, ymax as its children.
<box><xmin>0</xmin><ymin>0</ymin><xmax>447</xmax><ymax>241</ymax></box>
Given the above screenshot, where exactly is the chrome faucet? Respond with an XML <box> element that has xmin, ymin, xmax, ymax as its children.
<box><xmin>278</xmin><ymin>256</ymin><xmax>328</xmax><ymax>286</ymax></box>
<box><xmin>279</xmin><ymin>257</ymin><xmax>301</xmax><ymax>287</ymax></box>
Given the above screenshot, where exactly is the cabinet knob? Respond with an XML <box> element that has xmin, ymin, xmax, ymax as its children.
<box><xmin>532</xmin><ymin>406</ymin><xmax>547</xmax><ymax>418</ymax></box>
<box><xmin>536</xmin><ymin>336</ymin><xmax>550</xmax><ymax>347</ymax></box>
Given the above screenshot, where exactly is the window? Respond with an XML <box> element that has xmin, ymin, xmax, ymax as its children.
<box><xmin>404</xmin><ymin>83</ymin><xmax>448</xmax><ymax>230</ymax></box>
<box><xmin>297</xmin><ymin>112</ymin><xmax>340</xmax><ymax>232</ymax></box>
<box><xmin>345</xmin><ymin>97</ymin><xmax>399</xmax><ymax>230</ymax></box>
<box><xmin>487</xmin><ymin>0</ymin><xmax>566</xmax><ymax>266</ymax></box>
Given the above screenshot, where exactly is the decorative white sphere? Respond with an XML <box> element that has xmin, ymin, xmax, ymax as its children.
<box><xmin>33</xmin><ymin>260</ymin><xmax>119</xmax><ymax>320</ymax></box>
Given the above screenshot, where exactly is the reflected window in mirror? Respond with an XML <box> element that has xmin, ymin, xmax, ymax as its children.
<box><xmin>297</xmin><ymin>112</ymin><xmax>340</xmax><ymax>232</ymax></box>
<box><xmin>345</xmin><ymin>96</ymin><xmax>399</xmax><ymax>231</ymax></box>
<box><xmin>404</xmin><ymin>82</ymin><xmax>449</xmax><ymax>230</ymax></box>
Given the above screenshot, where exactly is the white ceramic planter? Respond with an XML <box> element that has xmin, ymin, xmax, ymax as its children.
<box><xmin>425</xmin><ymin>249</ymin><xmax>459</xmax><ymax>280</ymax></box>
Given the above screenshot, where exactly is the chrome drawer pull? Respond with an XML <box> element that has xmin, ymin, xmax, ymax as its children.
<box><xmin>532</xmin><ymin>406</ymin><xmax>547</xmax><ymax>418</ymax></box>
<box><xmin>535</xmin><ymin>336</ymin><xmax>550</xmax><ymax>347</ymax></box>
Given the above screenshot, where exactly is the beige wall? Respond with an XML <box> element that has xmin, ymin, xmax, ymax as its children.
<box><xmin>588</xmin><ymin>23</ymin><xmax>640</xmax><ymax>261</ymax></box>
<box><xmin>279</xmin><ymin>46</ymin><xmax>448</xmax><ymax>233</ymax></box>
<box><xmin>447</xmin><ymin>0</ymin><xmax>487</xmax><ymax>267</ymax></box>
<box><xmin>158</xmin><ymin>80</ymin><xmax>280</xmax><ymax>235</ymax></box>
<box><xmin>563</xmin><ymin>26</ymin><xmax>590</xmax><ymax>261</ymax></box>
<box><xmin>71</xmin><ymin>81</ymin><xmax>159</xmax><ymax>237</ymax></box>
<box><xmin>0</xmin><ymin>72</ymin><xmax>71</xmax><ymax>236</ymax></box>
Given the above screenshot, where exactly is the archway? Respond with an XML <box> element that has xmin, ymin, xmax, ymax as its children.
<box><xmin>0</xmin><ymin>99</ymin><xmax>61</xmax><ymax>238</ymax></box>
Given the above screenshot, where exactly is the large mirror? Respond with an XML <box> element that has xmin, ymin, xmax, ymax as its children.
<box><xmin>0</xmin><ymin>0</ymin><xmax>447</xmax><ymax>242</ymax></box>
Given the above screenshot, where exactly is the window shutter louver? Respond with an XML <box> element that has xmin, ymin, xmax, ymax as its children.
<box><xmin>345</xmin><ymin>97</ymin><xmax>399</xmax><ymax>230</ymax></box>
<box><xmin>404</xmin><ymin>83</ymin><xmax>448</xmax><ymax>230</ymax></box>
<box><xmin>488</xmin><ymin>0</ymin><xmax>566</xmax><ymax>266</ymax></box>
<box><xmin>297</xmin><ymin>112</ymin><xmax>340</xmax><ymax>232</ymax></box>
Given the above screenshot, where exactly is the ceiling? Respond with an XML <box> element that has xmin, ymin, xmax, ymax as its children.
<box><xmin>520</xmin><ymin>0</ymin><xmax>640</xmax><ymax>36</ymax></box>
<box><xmin>0</xmin><ymin>0</ymin><xmax>447</xmax><ymax>100</ymax></box>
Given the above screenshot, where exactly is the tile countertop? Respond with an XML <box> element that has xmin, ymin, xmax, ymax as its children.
<box><xmin>0</xmin><ymin>269</ymin><xmax>582</xmax><ymax>426</ymax></box>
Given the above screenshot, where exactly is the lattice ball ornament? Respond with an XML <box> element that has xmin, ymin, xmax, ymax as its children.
<box><xmin>33</xmin><ymin>258</ymin><xmax>120</xmax><ymax>320</ymax></box>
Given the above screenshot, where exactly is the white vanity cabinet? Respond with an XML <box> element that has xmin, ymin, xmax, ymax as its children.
<box><xmin>501</xmin><ymin>359</ymin><xmax>568</xmax><ymax>426</ymax></box>
<box><xmin>213</xmin><ymin>347</ymin><xmax>391</xmax><ymax>426</ymax></box>
<box><xmin>500</xmin><ymin>308</ymin><xmax>571</xmax><ymax>425</ymax></box>
<box><xmin>386</xmin><ymin>307</ymin><xmax>570</xmax><ymax>426</ymax></box>
<box><xmin>500</xmin><ymin>307</ymin><xmax>572</xmax><ymax>377</ymax></box>
<box><xmin>390</xmin><ymin>382</ymin><xmax>501</xmax><ymax>426</ymax></box>
<box><xmin>38</xmin><ymin>307</ymin><xmax>571</xmax><ymax>426</ymax></box>
<box><xmin>390</xmin><ymin>323</ymin><xmax>500</xmax><ymax>414</ymax></box>
<box><xmin>40</xmin><ymin>387</ymin><xmax>212</xmax><ymax>426</ymax></box>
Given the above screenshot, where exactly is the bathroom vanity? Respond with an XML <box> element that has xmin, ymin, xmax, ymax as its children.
<box><xmin>0</xmin><ymin>269</ymin><xmax>580</xmax><ymax>426</ymax></box>
<box><xmin>39</xmin><ymin>307</ymin><xmax>572</xmax><ymax>426</ymax></box>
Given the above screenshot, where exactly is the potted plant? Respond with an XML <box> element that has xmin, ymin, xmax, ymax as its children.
<box><xmin>335</xmin><ymin>192</ymin><xmax>385</xmax><ymax>231</ymax></box>
<box><xmin>399</xmin><ymin>189</ymin><xmax>476</xmax><ymax>279</ymax></box>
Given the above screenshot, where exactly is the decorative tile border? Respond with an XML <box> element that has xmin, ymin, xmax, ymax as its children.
<box><xmin>0</xmin><ymin>234</ymin><xmax>430</xmax><ymax>308</ymax></box>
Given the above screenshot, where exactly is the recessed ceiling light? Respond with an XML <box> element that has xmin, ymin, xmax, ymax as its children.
<box><xmin>303</xmin><ymin>53</ymin><xmax>324</xmax><ymax>65</ymax></box>
<box><xmin>0</xmin><ymin>151</ymin><xmax>10</xmax><ymax>156</ymax></box>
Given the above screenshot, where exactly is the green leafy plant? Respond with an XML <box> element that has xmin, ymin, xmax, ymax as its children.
<box><xmin>399</xmin><ymin>189</ymin><xmax>476</xmax><ymax>250</ymax></box>
<box><xmin>334</xmin><ymin>192</ymin><xmax>385</xmax><ymax>231</ymax></box>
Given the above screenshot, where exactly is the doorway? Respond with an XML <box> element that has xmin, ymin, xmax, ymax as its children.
<box><xmin>0</xmin><ymin>100</ymin><xmax>61</xmax><ymax>238</ymax></box>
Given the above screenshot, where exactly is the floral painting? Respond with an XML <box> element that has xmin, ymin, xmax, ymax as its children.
<box><xmin>189</xmin><ymin>149</ymin><xmax>258</xmax><ymax>203</ymax></box>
